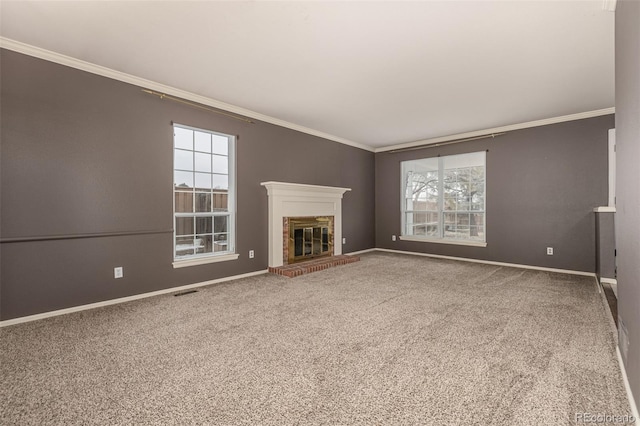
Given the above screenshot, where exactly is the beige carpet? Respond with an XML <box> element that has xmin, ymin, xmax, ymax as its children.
<box><xmin>0</xmin><ymin>252</ymin><xmax>633</xmax><ymax>425</ymax></box>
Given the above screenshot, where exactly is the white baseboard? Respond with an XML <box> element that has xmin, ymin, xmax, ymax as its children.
<box><xmin>600</xmin><ymin>277</ymin><xmax>618</xmax><ymax>298</ymax></box>
<box><xmin>0</xmin><ymin>269</ymin><xmax>268</xmax><ymax>328</ymax></box>
<box><xmin>344</xmin><ymin>248</ymin><xmax>377</xmax><ymax>256</ymax></box>
<box><xmin>373</xmin><ymin>248</ymin><xmax>596</xmax><ymax>277</ymax></box>
<box><xmin>617</xmin><ymin>347</ymin><xmax>640</xmax><ymax>421</ymax></box>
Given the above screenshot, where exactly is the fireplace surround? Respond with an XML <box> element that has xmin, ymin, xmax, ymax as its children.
<box><xmin>261</xmin><ymin>182</ymin><xmax>351</xmax><ymax>268</ymax></box>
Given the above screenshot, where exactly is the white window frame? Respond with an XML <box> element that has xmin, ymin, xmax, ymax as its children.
<box><xmin>172</xmin><ymin>123</ymin><xmax>238</xmax><ymax>268</ymax></box>
<box><xmin>400</xmin><ymin>151</ymin><xmax>487</xmax><ymax>247</ymax></box>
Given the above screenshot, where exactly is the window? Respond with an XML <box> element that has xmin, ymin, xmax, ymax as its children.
<box><xmin>173</xmin><ymin>124</ymin><xmax>236</xmax><ymax>264</ymax></box>
<box><xmin>401</xmin><ymin>151</ymin><xmax>486</xmax><ymax>245</ymax></box>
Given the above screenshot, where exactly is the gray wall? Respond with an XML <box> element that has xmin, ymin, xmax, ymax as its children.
<box><xmin>0</xmin><ymin>49</ymin><xmax>375</xmax><ymax>320</ymax></box>
<box><xmin>615</xmin><ymin>0</ymin><xmax>640</xmax><ymax>409</ymax></box>
<box><xmin>595</xmin><ymin>212</ymin><xmax>616</xmax><ymax>281</ymax></box>
<box><xmin>375</xmin><ymin>115</ymin><xmax>613</xmax><ymax>272</ymax></box>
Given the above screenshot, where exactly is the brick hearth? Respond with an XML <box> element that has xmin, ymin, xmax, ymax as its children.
<box><xmin>268</xmin><ymin>255</ymin><xmax>360</xmax><ymax>278</ymax></box>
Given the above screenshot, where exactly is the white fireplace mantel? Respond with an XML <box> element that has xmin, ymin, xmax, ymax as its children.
<box><xmin>261</xmin><ymin>181</ymin><xmax>351</xmax><ymax>267</ymax></box>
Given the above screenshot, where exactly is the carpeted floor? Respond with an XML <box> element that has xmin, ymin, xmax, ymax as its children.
<box><xmin>0</xmin><ymin>252</ymin><xmax>633</xmax><ymax>425</ymax></box>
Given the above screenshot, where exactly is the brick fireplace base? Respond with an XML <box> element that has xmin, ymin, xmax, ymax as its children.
<box><xmin>268</xmin><ymin>255</ymin><xmax>360</xmax><ymax>278</ymax></box>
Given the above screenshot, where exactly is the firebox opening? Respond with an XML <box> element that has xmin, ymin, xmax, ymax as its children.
<box><xmin>286</xmin><ymin>216</ymin><xmax>334</xmax><ymax>264</ymax></box>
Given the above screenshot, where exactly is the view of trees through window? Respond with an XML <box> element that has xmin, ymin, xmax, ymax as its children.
<box><xmin>402</xmin><ymin>152</ymin><xmax>485</xmax><ymax>242</ymax></box>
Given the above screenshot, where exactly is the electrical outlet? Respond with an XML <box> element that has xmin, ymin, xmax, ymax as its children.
<box><xmin>342</xmin><ymin>237</ymin><xmax>346</xmax><ymax>244</ymax></box>
<box><xmin>114</xmin><ymin>267</ymin><xmax>123</xmax><ymax>279</ymax></box>
<box><xmin>249</xmin><ymin>250</ymin><xmax>255</xmax><ymax>259</ymax></box>
<box><xmin>392</xmin><ymin>235</ymin><xmax>397</xmax><ymax>241</ymax></box>
<box><xmin>546</xmin><ymin>247</ymin><xmax>553</xmax><ymax>256</ymax></box>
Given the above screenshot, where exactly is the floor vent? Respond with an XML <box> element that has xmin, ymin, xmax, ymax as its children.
<box><xmin>174</xmin><ymin>289</ymin><xmax>198</xmax><ymax>297</ymax></box>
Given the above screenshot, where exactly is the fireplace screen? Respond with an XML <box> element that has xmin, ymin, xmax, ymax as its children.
<box><xmin>286</xmin><ymin>216</ymin><xmax>334</xmax><ymax>264</ymax></box>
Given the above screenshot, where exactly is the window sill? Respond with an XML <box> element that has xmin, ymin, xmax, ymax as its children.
<box><xmin>399</xmin><ymin>235</ymin><xmax>487</xmax><ymax>247</ymax></box>
<box><xmin>173</xmin><ymin>253</ymin><xmax>240</xmax><ymax>269</ymax></box>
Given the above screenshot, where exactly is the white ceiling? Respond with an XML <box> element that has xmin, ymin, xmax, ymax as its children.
<box><xmin>0</xmin><ymin>1</ymin><xmax>614</xmax><ymax>150</ymax></box>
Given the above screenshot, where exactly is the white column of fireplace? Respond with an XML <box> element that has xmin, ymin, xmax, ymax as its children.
<box><xmin>261</xmin><ymin>182</ymin><xmax>351</xmax><ymax>268</ymax></box>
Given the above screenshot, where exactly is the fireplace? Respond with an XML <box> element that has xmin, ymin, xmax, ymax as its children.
<box><xmin>284</xmin><ymin>216</ymin><xmax>334</xmax><ymax>264</ymax></box>
<box><xmin>261</xmin><ymin>181</ymin><xmax>351</xmax><ymax>268</ymax></box>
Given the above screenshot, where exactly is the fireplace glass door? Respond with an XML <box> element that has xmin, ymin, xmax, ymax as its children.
<box><xmin>288</xmin><ymin>217</ymin><xmax>333</xmax><ymax>263</ymax></box>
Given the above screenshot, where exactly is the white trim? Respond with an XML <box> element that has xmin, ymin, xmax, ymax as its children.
<box><xmin>344</xmin><ymin>248</ymin><xmax>377</xmax><ymax>256</ymax></box>
<box><xmin>594</xmin><ymin>206</ymin><xmax>617</xmax><ymax>213</ymax></box>
<box><xmin>375</xmin><ymin>108</ymin><xmax>616</xmax><ymax>153</ymax></box>
<box><xmin>0</xmin><ymin>37</ymin><xmax>374</xmax><ymax>153</ymax></box>
<box><xmin>261</xmin><ymin>181</ymin><xmax>352</xmax><ymax>194</ymax></box>
<box><xmin>0</xmin><ymin>269</ymin><xmax>268</xmax><ymax>328</ymax></box>
<box><xmin>617</xmin><ymin>347</ymin><xmax>640</xmax><ymax>422</ymax></box>
<box><xmin>399</xmin><ymin>235</ymin><xmax>487</xmax><ymax>247</ymax></box>
<box><xmin>600</xmin><ymin>277</ymin><xmax>618</xmax><ymax>298</ymax></box>
<box><xmin>373</xmin><ymin>248</ymin><xmax>596</xmax><ymax>277</ymax></box>
<box><xmin>602</xmin><ymin>0</ymin><xmax>617</xmax><ymax>12</ymax></box>
<box><xmin>172</xmin><ymin>253</ymin><xmax>240</xmax><ymax>268</ymax></box>
<box><xmin>261</xmin><ymin>181</ymin><xmax>351</xmax><ymax>268</ymax></box>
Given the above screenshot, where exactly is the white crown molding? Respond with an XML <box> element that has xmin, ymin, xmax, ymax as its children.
<box><xmin>0</xmin><ymin>37</ymin><xmax>375</xmax><ymax>153</ymax></box>
<box><xmin>375</xmin><ymin>107</ymin><xmax>616</xmax><ymax>153</ymax></box>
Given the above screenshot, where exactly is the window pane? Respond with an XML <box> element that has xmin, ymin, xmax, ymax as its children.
<box><xmin>212</xmin><ymin>135</ymin><xmax>228</xmax><ymax>155</ymax></box>
<box><xmin>195</xmin><ymin>173</ymin><xmax>212</xmax><ymax>190</ymax></box>
<box><xmin>195</xmin><ymin>235</ymin><xmax>213</xmax><ymax>254</ymax></box>
<box><xmin>176</xmin><ymin>217</ymin><xmax>194</xmax><ymax>236</ymax></box>
<box><xmin>175</xmin><ymin>192</ymin><xmax>193</xmax><ymax>213</ymax></box>
<box><xmin>213</xmin><ymin>233</ymin><xmax>228</xmax><ymax>252</ymax></box>
<box><xmin>175</xmin><ymin>149</ymin><xmax>193</xmax><ymax>171</ymax></box>
<box><xmin>213</xmin><ymin>192</ymin><xmax>228</xmax><ymax>211</ymax></box>
<box><xmin>404</xmin><ymin>168</ymin><xmax>438</xmax><ymax>202</ymax></box>
<box><xmin>195</xmin><ymin>192</ymin><xmax>212</xmax><ymax>212</ymax></box>
<box><xmin>195</xmin><ymin>152</ymin><xmax>212</xmax><ymax>172</ymax></box>
<box><xmin>470</xmin><ymin>214</ymin><xmax>485</xmax><ymax>239</ymax></box>
<box><xmin>174</xmin><ymin>171</ymin><xmax>193</xmax><ymax>189</ymax></box>
<box><xmin>457</xmin><ymin>200</ymin><xmax>470</xmax><ymax>211</ymax></box>
<box><xmin>443</xmin><ymin>194</ymin><xmax>457</xmax><ymax>211</ymax></box>
<box><xmin>214</xmin><ymin>216</ymin><xmax>228</xmax><ymax>234</ymax></box>
<box><xmin>194</xmin><ymin>131</ymin><xmax>211</xmax><ymax>153</ymax></box>
<box><xmin>406</xmin><ymin>212</ymin><xmax>438</xmax><ymax>236</ymax></box>
<box><xmin>174</xmin><ymin>127</ymin><xmax>193</xmax><ymax>150</ymax></box>
<box><xmin>457</xmin><ymin>213</ymin><xmax>470</xmax><ymax>226</ymax></box>
<box><xmin>213</xmin><ymin>155</ymin><xmax>228</xmax><ymax>174</ymax></box>
<box><xmin>175</xmin><ymin>236</ymin><xmax>195</xmax><ymax>257</ymax></box>
<box><xmin>213</xmin><ymin>174</ymin><xmax>228</xmax><ymax>190</ymax></box>
<box><xmin>443</xmin><ymin>213</ymin><xmax>472</xmax><ymax>240</ymax></box>
<box><xmin>196</xmin><ymin>217</ymin><xmax>212</xmax><ymax>234</ymax></box>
